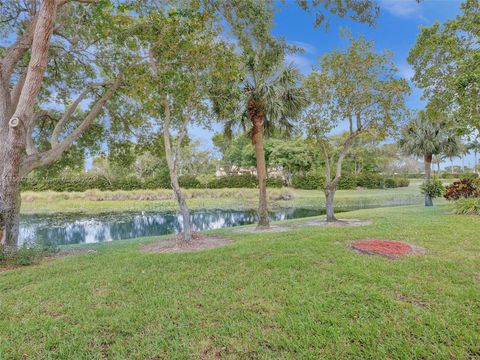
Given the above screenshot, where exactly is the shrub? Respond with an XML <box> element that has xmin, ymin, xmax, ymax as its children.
<box><xmin>13</xmin><ymin>246</ymin><xmax>38</xmax><ymax>266</ymax></box>
<box><xmin>444</xmin><ymin>178</ymin><xmax>480</xmax><ymax>201</ymax></box>
<box><xmin>384</xmin><ymin>178</ymin><xmax>395</xmax><ymax>188</ymax></box>
<box><xmin>357</xmin><ymin>173</ymin><xmax>384</xmax><ymax>189</ymax></box>
<box><xmin>406</xmin><ymin>173</ymin><xmax>424</xmax><ymax>179</ymax></box>
<box><xmin>291</xmin><ymin>172</ymin><xmax>325</xmax><ymax>190</ymax></box>
<box><xmin>454</xmin><ymin>198</ymin><xmax>480</xmax><ymax>215</ymax></box>
<box><xmin>385</xmin><ymin>177</ymin><xmax>410</xmax><ymax>188</ymax></box>
<box><xmin>420</xmin><ymin>178</ymin><xmax>444</xmax><ymax>199</ymax></box>
<box><xmin>442</xmin><ymin>172</ymin><xmax>479</xmax><ymax>179</ymax></box>
<box><xmin>266</xmin><ymin>177</ymin><xmax>284</xmax><ymax>188</ymax></box>
<box><xmin>143</xmin><ymin>174</ymin><xmax>171</xmax><ymax>189</ymax></box>
<box><xmin>196</xmin><ymin>174</ymin><xmax>216</xmax><ymax>187</ymax></box>
<box><xmin>338</xmin><ymin>175</ymin><xmax>357</xmax><ymax>190</ymax></box>
<box><xmin>178</xmin><ymin>175</ymin><xmax>202</xmax><ymax>189</ymax></box>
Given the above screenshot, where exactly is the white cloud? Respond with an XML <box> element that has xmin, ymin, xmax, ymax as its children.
<box><xmin>381</xmin><ymin>0</ymin><xmax>421</xmax><ymax>17</ymax></box>
<box><xmin>285</xmin><ymin>53</ymin><xmax>313</xmax><ymax>74</ymax></box>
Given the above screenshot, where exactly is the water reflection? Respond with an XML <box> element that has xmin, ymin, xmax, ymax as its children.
<box><xmin>19</xmin><ymin>208</ymin><xmax>324</xmax><ymax>246</ymax></box>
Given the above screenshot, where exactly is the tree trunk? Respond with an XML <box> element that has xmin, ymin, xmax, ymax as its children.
<box><xmin>325</xmin><ymin>184</ymin><xmax>337</xmax><ymax>222</ymax></box>
<box><xmin>162</xmin><ymin>98</ymin><xmax>192</xmax><ymax>245</ymax></box>
<box><xmin>424</xmin><ymin>153</ymin><xmax>433</xmax><ymax>207</ymax></box>
<box><xmin>0</xmin><ymin>0</ymin><xmax>57</xmax><ymax>249</ymax></box>
<box><xmin>171</xmin><ymin>176</ymin><xmax>192</xmax><ymax>245</ymax></box>
<box><xmin>0</xmin><ymin>130</ymin><xmax>25</xmax><ymax>250</ymax></box>
<box><xmin>475</xmin><ymin>150</ymin><xmax>478</xmax><ymax>174</ymax></box>
<box><xmin>251</xmin><ymin>110</ymin><xmax>269</xmax><ymax>228</ymax></box>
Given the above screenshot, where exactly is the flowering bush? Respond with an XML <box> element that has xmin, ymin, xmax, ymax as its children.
<box><xmin>444</xmin><ymin>178</ymin><xmax>480</xmax><ymax>201</ymax></box>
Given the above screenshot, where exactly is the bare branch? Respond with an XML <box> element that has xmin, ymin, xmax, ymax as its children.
<box><xmin>332</xmin><ymin>130</ymin><xmax>360</xmax><ymax>187</ymax></box>
<box><xmin>9</xmin><ymin>67</ymin><xmax>28</xmax><ymax>116</ymax></box>
<box><xmin>19</xmin><ymin>73</ymin><xmax>123</xmax><ymax>176</ymax></box>
<box><xmin>0</xmin><ymin>17</ymin><xmax>37</xmax><ymax>83</ymax></box>
<box><xmin>321</xmin><ymin>142</ymin><xmax>331</xmax><ymax>183</ymax></box>
<box><xmin>50</xmin><ymin>87</ymin><xmax>90</xmax><ymax>146</ymax></box>
<box><xmin>162</xmin><ymin>95</ymin><xmax>176</xmax><ymax>174</ymax></box>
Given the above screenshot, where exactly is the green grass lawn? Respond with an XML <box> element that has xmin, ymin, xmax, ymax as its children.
<box><xmin>21</xmin><ymin>180</ymin><xmax>429</xmax><ymax>215</ymax></box>
<box><xmin>1</xmin><ymin>204</ymin><xmax>478</xmax><ymax>359</ymax></box>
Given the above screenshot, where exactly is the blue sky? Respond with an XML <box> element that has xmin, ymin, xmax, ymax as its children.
<box><xmin>190</xmin><ymin>0</ymin><xmax>477</xmax><ymax>169</ymax></box>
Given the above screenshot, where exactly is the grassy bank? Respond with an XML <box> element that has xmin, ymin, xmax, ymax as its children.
<box><xmin>21</xmin><ymin>180</ymin><xmax>429</xmax><ymax>214</ymax></box>
<box><xmin>1</xmin><ymin>204</ymin><xmax>478</xmax><ymax>358</ymax></box>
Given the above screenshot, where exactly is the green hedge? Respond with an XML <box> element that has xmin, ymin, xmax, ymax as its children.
<box><xmin>22</xmin><ymin>172</ymin><xmax>409</xmax><ymax>192</ymax></box>
<box><xmin>291</xmin><ymin>173</ymin><xmax>325</xmax><ymax>190</ymax></box>
<box><xmin>357</xmin><ymin>173</ymin><xmax>385</xmax><ymax>189</ymax></box>
<box><xmin>266</xmin><ymin>177</ymin><xmax>284</xmax><ymax>188</ymax></box>
<box><xmin>385</xmin><ymin>177</ymin><xmax>410</xmax><ymax>188</ymax></box>
<box><xmin>441</xmin><ymin>172</ymin><xmax>479</xmax><ymax>179</ymax></box>
<box><xmin>22</xmin><ymin>173</ymin><xmax>288</xmax><ymax>192</ymax></box>
<box><xmin>178</xmin><ymin>175</ymin><xmax>202</xmax><ymax>189</ymax></box>
<box><xmin>21</xmin><ymin>174</ymin><xmax>172</xmax><ymax>192</ymax></box>
<box><xmin>338</xmin><ymin>175</ymin><xmax>357</xmax><ymax>190</ymax></box>
<box><xmin>205</xmin><ymin>174</ymin><xmax>284</xmax><ymax>189</ymax></box>
<box><xmin>291</xmin><ymin>173</ymin><xmax>409</xmax><ymax>190</ymax></box>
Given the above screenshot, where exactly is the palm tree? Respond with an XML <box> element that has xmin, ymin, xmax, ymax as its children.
<box><xmin>399</xmin><ymin>110</ymin><xmax>460</xmax><ymax>206</ymax></box>
<box><xmin>237</xmin><ymin>45</ymin><xmax>306</xmax><ymax>227</ymax></box>
<box><xmin>432</xmin><ymin>154</ymin><xmax>443</xmax><ymax>174</ymax></box>
<box><xmin>469</xmin><ymin>138</ymin><xmax>480</xmax><ymax>174</ymax></box>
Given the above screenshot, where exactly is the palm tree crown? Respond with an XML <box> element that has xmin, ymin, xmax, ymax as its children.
<box><xmin>399</xmin><ymin>111</ymin><xmax>460</xmax><ymax>159</ymax></box>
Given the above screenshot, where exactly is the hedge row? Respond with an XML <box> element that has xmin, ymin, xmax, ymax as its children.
<box><xmin>20</xmin><ymin>174</ymin><xmax>285</xmax><ymax>192</ymax></box>
<box><xmin>440</xmin><ymin>172</ymin><xmax>478</xmax><ymax>179</ymax></box>
<box><xmin>406</xmin><ymin>172</ymin><xmax>479</xmax><ymax>179</ymax></box>
<box><xmin>291</xmin><ymin>173</ymin><xmax>410</xmax><ymax>190</ymax></box>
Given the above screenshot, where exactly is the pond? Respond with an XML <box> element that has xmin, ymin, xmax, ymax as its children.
<box><xmin>20</xmin><ymin>207</ymin><xmax>327</xmax><ymax>246</ymax></box>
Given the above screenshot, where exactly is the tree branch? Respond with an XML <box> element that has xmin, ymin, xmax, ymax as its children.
<box><xmin>321</xmin><ymin>141</ymin><xmax>331</xmax><ymax>183</ymax></box>
<box><xmin>0</xmin><ymin>16</ymin><xmax>37</xmax><ymax>84</ymax></box>
<box><xmin>19</xmin><ymin>73</ymin><xmax>123</xmax><ymax>176</ymax></box>
<box><xmin>11</xmin><ymin>0</ymin><xmax>57</xmax><ymax>126</ymax></box>
<box><xmin>332</xmin><ymin>130</ymin><xmax>360</xmax><ymax>187</ymax></box>
<box><xmin>162</xmin><ymin>95</ymin><xmax>176</xmax><ymax>174</ymax></box>
<box><xmin>9</xmin><ymin>67</ymin><xmax>28</xmax><ymax>117</ymax></box>
<box><xmin>50</xmin><ymin>87</ymin><xmax>91</xmax><ymax>146</ymax></box>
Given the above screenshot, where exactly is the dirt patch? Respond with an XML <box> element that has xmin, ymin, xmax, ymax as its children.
<box><xmin>304</xmin><ymin>218</ymin><xmax>372</xmax><ymax>227</ymax></box>
<box><xmin>140</xmin><ymin>233</ymin><xmax>232</xmax><ymax>253</ymax></box>
<box><xmin>351</xmin><ymin>239</ymin><xmax>426</xmax><ymax>259</ymax></box>
<box><xmin>0</xmin><ymin>264</ymin><xmax>22</xmax><ymax>273</ymax></box>
<box><xmin>231</xmin><ymin>224</ymin><xmax>292</xmax><ymax>234</ymax></box>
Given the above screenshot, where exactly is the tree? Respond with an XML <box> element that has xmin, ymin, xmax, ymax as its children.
<box><xmin>0</xmin><ymin>0</ymin><xmax>273</xmax><ymax>249</ymax></box>
<box><xmin>408</xmin><ymin>0</ymin><xmax>480</xmax><ymax>135</ymax></box>
<box><xmin>0</xmin><ymin>0</ymin><xmax>143</xmax><ymax>249</ymax></box>
<box><xmin>132</xmin><ymin>8</ymin><xmax>238</xmax><ymax>245</ymax></box>
<box><xmin>469</xmin><ymin>137</ymin><xmax>480</xmax><ymax>174</ymax></box>
<box><xmin>236</xmin><ymin>42</ymin><xmax>306</xmax><ymax>227</ymax></box>
<box><xmin>305</xmin><ymin>32</ymin><xmax>409</xmax><ymax>221</ymax></box>
<box><xmin>399</xmin><ymin>110</ymin><xmax>460</xmax><ymax>206</ymax></box>
<box><xmin>267</xmin><ymin>138</ymin><xmax>314</xmax><ymax>184</ymax></box>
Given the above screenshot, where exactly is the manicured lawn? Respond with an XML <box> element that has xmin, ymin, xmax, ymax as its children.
<box><xmin>21</xmin><ymin>180</ymin><xmax>428</xmax><ymax>214</ymax></box>
<box><xmin>1</xmin><ymin>204</ymin><xmax>478</xmax><ymax>358</ymax></box>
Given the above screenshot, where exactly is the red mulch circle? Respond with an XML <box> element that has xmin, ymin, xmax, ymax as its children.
<box><xmin>351</xmin><ymin>239</ymin><xmax>416</xmax><ymax>258</ymax></box>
